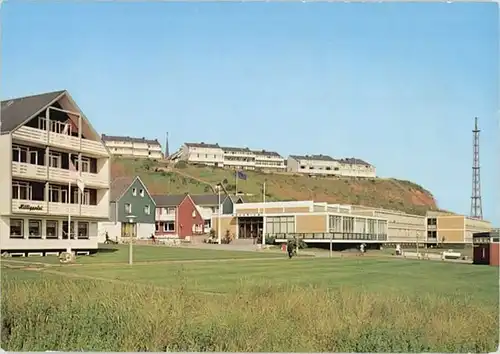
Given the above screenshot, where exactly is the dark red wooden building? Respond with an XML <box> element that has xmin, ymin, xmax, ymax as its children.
<box><xmin>473</xmin><ymin>229</ymin><xmax>500</xmax><ymax>266</ymax></box>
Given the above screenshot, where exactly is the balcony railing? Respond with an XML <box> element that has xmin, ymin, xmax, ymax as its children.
<box><xmin>12</xmin><ymin>162</ymin><xmax>108</xmax><ymax>188</ymax></box>
<box><xmin>12</xmin><ymin>126</ymin><xmax>108</xmax><ymax>156</ymax></box>
<box><xmin>269</xmin><ymin>232</ymin><xmax>388</xmax><ymax>241</ymax></box>
<box><xmin>11</xmin><ymin>199</ymin><xmax>108</xmax><ymax>219</ymax></box>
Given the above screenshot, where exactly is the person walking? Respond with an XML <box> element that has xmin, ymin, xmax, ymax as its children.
<box><xmin>287</xmin><ymin>239</ymin><xmax>295</xmax><ymax>259</ymax></box>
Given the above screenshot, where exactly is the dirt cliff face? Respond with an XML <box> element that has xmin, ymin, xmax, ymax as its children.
<box><xmin>111</xmin><ymin>158</ymin><xmax>438</xmax><ymax>215</ymax></box>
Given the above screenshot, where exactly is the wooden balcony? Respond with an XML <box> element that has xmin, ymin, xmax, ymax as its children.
<box><xmin>12</xmin><ymin>126</ymin><xmax>108</xmax><ymax>157</ymax></box>
<box><xmin>11</xmin><ymin>162</ymin><xmax>108</xmax><ymax>188</ymax></box>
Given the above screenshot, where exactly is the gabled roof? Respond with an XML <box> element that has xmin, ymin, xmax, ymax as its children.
<box><xmin>102</xmin><ymin>134</ymin><xmax>161</xmax><ymax>145</ymax></box>
<box><xmin>1</xmin><ymin>90</ymin><xmax>66</xmax><ymax>134</ymax></box>
<box><xmin>191</xmin><ymin>194</ymin><xmax>220</xmax><ymax>206</ymax></box>
<box><xmin>110</xmin><ymin>176</ymin><xmax>155</xmax><ymax>203</ymax></box>
<box><xmin>227</xmin><ymin>195</ymin><xmax>245</xmax><ymax>203</ymax></box>
<box><xmin>290</xmin><ymin>154</ymin><xmax>337</xmax><ymax>162</ymax></box>
<box><xmin>252</xmin><ymin>149</ymin><xmax>282</xmax><ymax>158</ymax></box>
<box><xmin>152</xmin><ymin>194</ymin><xmax>188</xmax><ymax>207</ymax></box>
<box><xmin>185</xmin><ymin>142</ymin><xmax>221</xmax><ymax>149</ymax></box>
<box><xmin>221</xmin><ymin>146</ymin><xmax>252</xmax><ymax>153</ymax></box>
<box><xmin>339</xmin><ymin>158</ymin><xmax>372</xmax><ymax>166</ymax></box>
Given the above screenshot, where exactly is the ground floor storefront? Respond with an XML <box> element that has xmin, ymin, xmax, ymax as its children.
<box><xmin>0</xmin><ymin>215</ymin><xmax>99</xmax><ymax>254</ymax></box>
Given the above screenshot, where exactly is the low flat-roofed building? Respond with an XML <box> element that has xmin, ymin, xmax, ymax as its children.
<box><xmin>287</xmin><ymin>155</ymin><xmax>376</xmax><ymax>178</ymax></box>
<box><xmin>426</xmin><ymin>211</ymin><xmax>492</xmax><ymax>245</ymax></box>
<box><xmin>211</xmin><ymin>200</ymin><xmax>389</xmax><ymax>242</ymax></box>
<box><xmin>351</xmin><ymin>205</ymin><xmax>427</xmax><ymax>243</ymax></box>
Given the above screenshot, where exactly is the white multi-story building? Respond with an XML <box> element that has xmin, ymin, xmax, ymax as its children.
<box><xmin>175</xmin><ymin>142</ymin><xmax>286</xmax><ymax>171</ymax></box>
<box><xmin>102</xmin><ymin>135</ymin><xmax>163</xmax><ymax>159</ymax></box>
<box><xmin>221</xmin><ymin>146</ymin><xmax>256</xmax><ymax>170</ymax></box>
<box><xmin>287</xmin><ymin>155</ymin><xmax>376</xmax><ymax>178</ymax></box>
<box><xmin>253</xmin><ymin>150</ymin><xmax>286</xmax><ymax>171</ymax></box>
<box><xmin>0</xmin><ymin>90</ymin><xmax>111</xmax><ymax>255</ymax></box>
<box><xmin>180</xmin><ymin>142</ymin><xmax>225</xmax><ymax>167</ymax></box>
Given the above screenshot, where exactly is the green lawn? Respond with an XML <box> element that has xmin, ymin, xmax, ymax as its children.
<box><xmin>2</xmin><ymin>246</ymin><xmax>498</xmax><ymax>352</ymax></box>
<box><xmin>2</xmin><ymin>244</ymin><xmax>288</xmax><ymax>265</ymax></box>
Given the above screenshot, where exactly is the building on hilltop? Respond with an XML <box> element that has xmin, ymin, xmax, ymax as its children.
<box><xmin>221</xmin><ymin>146</ymin><xmax>256</xmax><ymax>170</ymax></box>
<box><xmin>287</xmin><ymin>155</ymin><xmax>376</xmax><ymax>178</ymax></box>
<box><xmin>180</xmin><ymin>142</ymin><xmax>225</xmax><ymax>167</ymax></box>
<box><xmin>102</xmin><ymin>134</ymin><xmax>163</xmax><ymax>160</ymax></box>
<box><xmin>174</xmin><ymin>142</ymin><xmax>286</xmax><ymax>171</ymax></box>
<box><xmin>98</xmin><ymin>176</ymin><xmax>156</xmax><ymax>243</ymax></box>
<box><xmin>0</xmin><ymin>90</ymin><xmax>111</xmax><ymax>255</ymax></box>
<box><xmin>252</xmin><ymin>149</ymin><xmax>286</xmax><ymax>171</ymax></box>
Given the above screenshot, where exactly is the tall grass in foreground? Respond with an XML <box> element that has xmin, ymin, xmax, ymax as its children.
<box><xmin>2</xmin><ymin>276</ymin><xmax>498</xmax><ymax>352</ymax></box>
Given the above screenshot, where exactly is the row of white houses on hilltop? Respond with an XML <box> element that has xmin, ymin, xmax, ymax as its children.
<box><xmin>169</xmin><ymin>143</ymin><xmax>377</xmax><ymax>178</ymax></box>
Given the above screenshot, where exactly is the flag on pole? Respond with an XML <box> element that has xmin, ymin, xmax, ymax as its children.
<box><xmin>69</xmin><ymin>158</ymin><xmax>85</xmax><ymax>192</ymax></box>
<box><xmin>235</xmin><ymin>170</ymin><xmax>247</xmax><ymax>180</ymax></box>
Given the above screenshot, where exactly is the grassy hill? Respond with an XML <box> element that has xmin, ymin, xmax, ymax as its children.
<box><xmin>111</xmin><ymin>158</ymin><xmax>438</xmax><ymax>215</ymax></box>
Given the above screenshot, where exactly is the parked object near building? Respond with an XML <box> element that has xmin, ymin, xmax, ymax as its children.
<box><xmin>98</xmin><ymin>176</ymin><xmax>155</xmax><ymax>243</ymax></box>
<box><xmin>102</xmin><ymin>134</ymin><xmax>163</xmax><ymax>159</ymax></box>
<box><xmin>287</xmin><ymin>155</ymin><xmax>376</xmax><ymax>178</ymax></box>
<box><xmin>0</xmin><ymin>90</ymin><xmax>111</xmax><ymax>255</ymax></box>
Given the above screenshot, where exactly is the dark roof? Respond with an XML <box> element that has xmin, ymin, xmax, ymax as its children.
<box><xmin>252</xmin><ymin>149</ymin><xmax>282</xmax><ymax>158</ymax></box>
<box><xmin>191</xmin><ymin>194</ymin><xmax>220</xmax><ymax>206</ymax></box>
<box><xmin>221</xmin><ymin>146</ymin><xmax>251</xmax><ymax>153</ymax></box>
<box><xmin>228</xmin><ymin>195</ymin><xmax>246</xmax><ymax>203</ymax></box>
<box><xmin>185</xmin><ymin>142</ymin><xmax>220</xmax><ymax>149</ymax></box>
<box><xmin>152</xmin><ymin>194</ymin><xmax>187</xmax><ymax>207</ymax></box>
<box><xmin>102</xmin><ymin>134</ymin><xmax>160</xmax><ymax>145</ymax></box>
<box><xmin>110</xmin><ymin>176</ymin><xmax>136</xmax><ymax>202</ymax></box>
<box><xmin>290</xmin><ymin>154</ymin><xmax>337</xmax><ymax>162</ymax></box>
<box><xmin>339</xmin><ymin>158</ymin><xmax>372</xmax><ymax>166</ymax></box>
<box><xmin>1</xmin><ymin>90</ymin><xmax>66</xmax><ymax>134</ymax></box>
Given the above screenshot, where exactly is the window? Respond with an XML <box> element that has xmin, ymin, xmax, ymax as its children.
<box><xmin>62</xmin><ymin>221</ymin><xmax>75</xmax><ymax>239</ymax></box>
<box><xmin>29</xmin><ymin>151</ymin><xmax>38</xmax><ymax>165</ymax></box>
<box><xmin>132</xmin><ymin>188</ymin><xmax>137</xmax><ymax>196</ymax></box>
<box><xmin>12</xmin><ymin>181</ymin><xmax>32</xmax><ymax>200</ymax></box>
<box><xmin>49</xmin><ymin>152</ymin><xmax>61</xmax><ymax>168</ymax></box>
<box><xmin>125</xmin><ymin>203</ymin><xmax>132</xmax><ymax>213</ymax></box>
<box><xmin>28</xmin><ymin>220</ymin><xmax>42</xmax><ymax>239</ymax></box>
<box><xmin>73</xmin><ymin>156</ymin><xmax>90</xmax><ymax>173</ymax></box>
<box><xmin>10</xmin><ymin>219</ymin><xmax>24</xmax><ymax>238</ymax></box>
<box><xmin>144</xmin><ymin>205</ymin><xmax>151</xmax><ymax>215</ymax></box>
<box><xmin>139</xmin><ymin>189</ymin><xmax>144</xmax><ymax>197</ymax></box>
<box><xmin>329</xmin><ymin>216</ymin><xmax>342</xmax><ymax>232</ymax></box>
<box><xmin>427</xmin><ymin>218</ymin><xmax>437</xmax><ymax>226</ymax></box>
<box><xmin>77</xmin><ymin>222</ymin><xmax>89</xmax><ymax>239</ymax></box>
<box><xmin>266</xmin><ymin>216</ymin><xmax>295</xmax><ymax>235</ymax></box>
<box><xmin>427</xmin><ymin>231</ymin><xmax>437</xmax><ymax>238</ymax></box>
<box><xmin>343</xmin><ymin>217</ymin><xmax>354</xmax><ymax>233</ymax></box>
<box><xmin>164</xmin><ymin>222</ymin><xmax>175</xmax><ymax>232</ymax></box>
<box><xmin>155</xmin><ymin>223</ymin><xmax>159</xmax><ymax>232</ymax></box>
<box><xmin>46</xmin><ymin>220</ymin><xmax>58</xmax><ymax>239</ymax></box>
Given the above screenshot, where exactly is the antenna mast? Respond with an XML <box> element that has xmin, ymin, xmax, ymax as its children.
<box><xmin>470</xmin><ymin>117</ymin><xmax>483</xmax><ymax>220</ymax></box>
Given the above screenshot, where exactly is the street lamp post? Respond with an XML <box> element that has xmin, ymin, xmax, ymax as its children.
<box><xmin>127</xmin><ymin>215</ymin><xmax>137</xmax><ymax>265</ymax></box>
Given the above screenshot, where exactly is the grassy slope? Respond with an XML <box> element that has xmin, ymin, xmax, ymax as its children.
<box><xmin>111</xmin><ymin>158</ymin><xmax>438</xmax><ymax>215</ymax></box>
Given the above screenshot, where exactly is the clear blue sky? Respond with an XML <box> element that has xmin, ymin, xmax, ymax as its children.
<box><xmin>2</xmin><ymin>2</ymin><xmax>498</xmax><ymax>224</ymax></box>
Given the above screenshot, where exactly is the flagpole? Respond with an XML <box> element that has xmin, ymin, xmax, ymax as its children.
<box><xmin>235</xmin><ymin>171</ymin><xmax>238</xmax><ymax>196</ymax></box>
<box><xmin>67</xmin><ymin>179</ymin><xmax>72</xmax><ymax>253</ymax></box>
<box><xmin>262</xmin><ymin>181</ymin><xmax>266</xmax><ymax>246</ymax></box>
